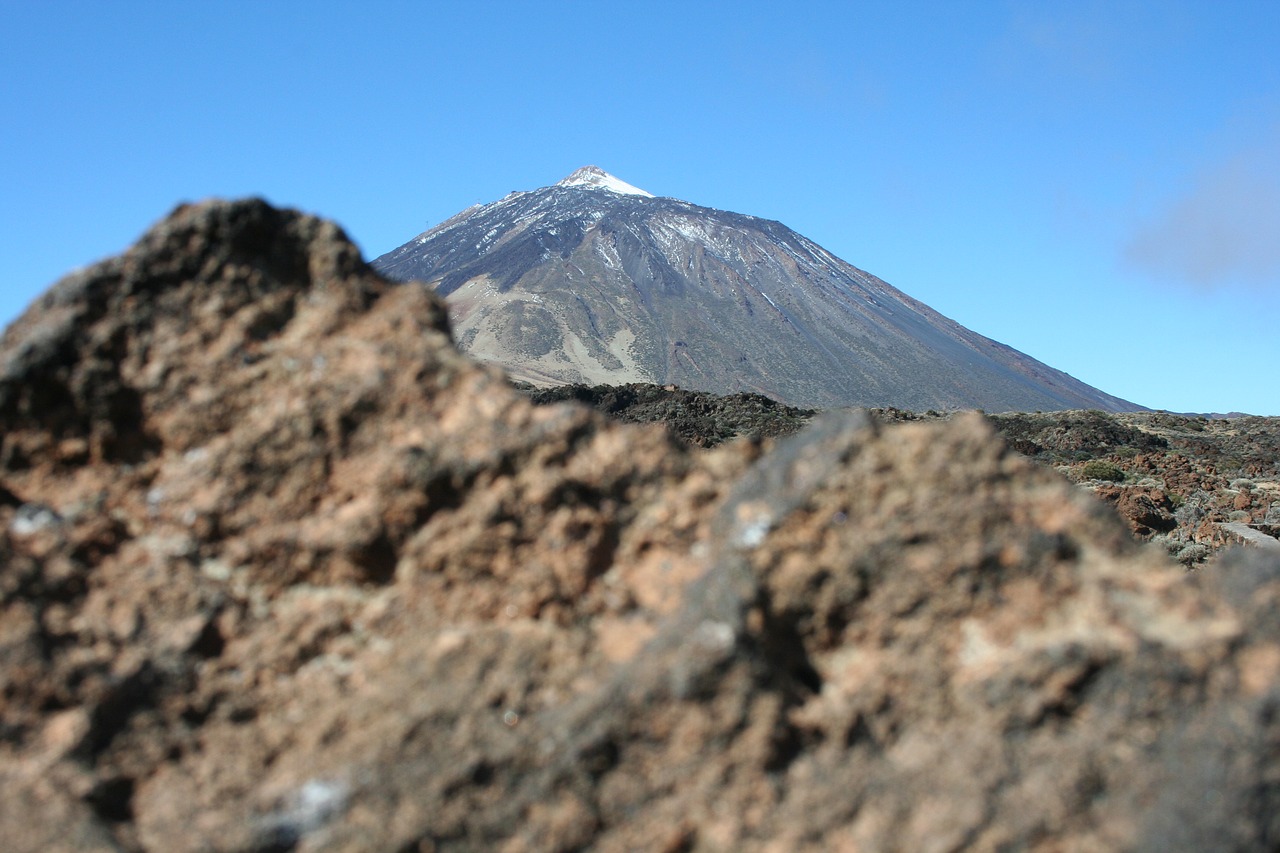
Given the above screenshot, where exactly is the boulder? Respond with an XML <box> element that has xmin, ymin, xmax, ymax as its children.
<box><xmin>3</xmin><ymin>200</ymin><xmax>1279</xmax><ymax>852</ymax></box>
<box><xmin>1093</xmin><ymin>485</ymin><xmax>1178</xmax><ymax>538</ymax></box>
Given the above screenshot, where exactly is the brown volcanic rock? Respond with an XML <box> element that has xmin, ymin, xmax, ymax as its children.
<box><xmin>1093</xmin><ymin>484</ymin><xmax>1178</xmax><ymax>538</ymax></box>
<box><xmin>3</xmin><ymin>200</ymin><xmax>1280</xmax><ymax>851</ymax></box>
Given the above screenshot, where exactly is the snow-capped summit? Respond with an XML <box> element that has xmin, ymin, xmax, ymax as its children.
<box><xmin>556</xmin><ymin>166</ymin><xmax>653</xmax><ymax>197</ymax></box>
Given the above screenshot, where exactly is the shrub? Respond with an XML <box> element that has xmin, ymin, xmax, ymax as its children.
<box><xmin>1081</xmin><ymin>460</ymin><xmax>1125</xmax><ymax>482</ymax></box>
<box><xmin>1174</xmin><ymin>542</ymin><xmax>1211</xmax><ymax>567</ymax></box>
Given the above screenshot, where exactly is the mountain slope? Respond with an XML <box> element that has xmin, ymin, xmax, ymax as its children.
<box><xmin>374</xmin><ymin>166</ymin><xmax>1140</xmax><ymax>412</ymax></box>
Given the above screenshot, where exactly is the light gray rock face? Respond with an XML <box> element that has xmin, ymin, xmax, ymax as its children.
<box><xmin>375</xmin><ymin>167</ymin><xmax>1140</xmax><ymax>412</ymax></box>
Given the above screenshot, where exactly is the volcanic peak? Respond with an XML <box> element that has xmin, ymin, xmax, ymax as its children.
<box><xmin>556</xmin><ymin>165</ymin><xmax>653</xmax><ymax>197</ymax></box>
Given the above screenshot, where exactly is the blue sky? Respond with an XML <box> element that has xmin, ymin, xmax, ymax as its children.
<box><xmin>2</xmin><ymin>1</ymin><xmax>1277</xmax><ymax>414</ymax></box>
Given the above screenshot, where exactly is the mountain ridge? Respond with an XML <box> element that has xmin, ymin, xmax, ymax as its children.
<box><xmin>374</xmin><ymin>167</ymin><xmax>1143</xmax><ymax>412</ymax></box>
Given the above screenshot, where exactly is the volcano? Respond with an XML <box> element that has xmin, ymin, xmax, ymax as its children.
<box><xmin>373</xmin><ymin>166</ymin><xmax>1139</xmax><ymax>412</ymax></box>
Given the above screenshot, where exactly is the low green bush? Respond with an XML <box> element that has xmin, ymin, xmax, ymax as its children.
<box><xmin>1081</xmin><ymin>460</ymin><xmax>1125</xmax><ymax>482</ymax></box>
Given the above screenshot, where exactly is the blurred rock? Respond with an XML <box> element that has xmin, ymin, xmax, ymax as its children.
<box><xmin>2</xmin><ymin>200</ymin><xmax>1279</xmax><ymax>852</ymax></box>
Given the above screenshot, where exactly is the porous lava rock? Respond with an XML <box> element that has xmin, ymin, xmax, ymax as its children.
<box><xmin>3</xmin><ymin>199</ymin><xmax>1280</xmax><ymax>852</ymax></box>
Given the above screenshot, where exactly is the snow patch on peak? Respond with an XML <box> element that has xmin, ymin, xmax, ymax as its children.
<box><xmin>557</xmin><ymin>166</ymin><xmax>653</xmax><ymax>197</ymax></box>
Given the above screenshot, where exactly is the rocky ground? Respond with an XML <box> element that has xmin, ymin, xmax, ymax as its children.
<box><xmin>521</xmin><ymin>388</ymin><xmax>1280</xmax><ymax>566</ymax></box>
<box><xmin>987</xmin><ymin>410</ymin><xmax>1280</xmax><ymax>564</ymax></box>
<box><xmin>3</xmin><ymin>200</ymin><xmax>1280</xmax><ymax>851</ymax></box>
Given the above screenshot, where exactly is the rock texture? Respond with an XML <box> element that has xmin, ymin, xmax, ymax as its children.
<box><xmin>3</xmin><ymin>199</ymin><xmax>1280</xmax><ymax>852</ymax></box>
<box><xmin>373</xmin><ymin>167</ymin><xmax>1140</xmax><ymax>413</ymax></box>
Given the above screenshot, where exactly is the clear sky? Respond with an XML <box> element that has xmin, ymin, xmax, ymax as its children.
<box><xmin>2</xmin><ymin>1</ymin><xmax>1277</xmax><ymax>414</ymax></box>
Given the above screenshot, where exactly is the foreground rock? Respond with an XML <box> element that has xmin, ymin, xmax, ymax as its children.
<box><xmin>2</xmin><ymin>200</ymin><xmax>1279</xmax><ymax>851</ymax></box>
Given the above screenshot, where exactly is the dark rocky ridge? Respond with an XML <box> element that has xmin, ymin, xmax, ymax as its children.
<box><xmin>514</xmin><ymin>381</ymin><xmax>815</xmax><ymax>448</ymax></box>
<box><xmin>374</xmin><ymin>167</ymin><xmax>1140</xmax><ymax>413</ymax></box>
<box><xmin>3</xmin><ymin>199</ymin><xmax>1280</xmax><ymax>851</ymax></box>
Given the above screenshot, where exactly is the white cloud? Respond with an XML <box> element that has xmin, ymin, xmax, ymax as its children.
<box><xmin>1124</xmin><ymin>133</ymin><xmax>1280</xmax><ymax>289</ymax></box>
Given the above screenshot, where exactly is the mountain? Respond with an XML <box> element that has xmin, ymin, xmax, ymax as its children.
<box><xmin>373</xmin><ymin>166</ymin><xmax>1140</xmax><ymax>412</ymax></box>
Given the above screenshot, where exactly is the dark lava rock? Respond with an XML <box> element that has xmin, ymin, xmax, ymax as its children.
<box><xmin>3</xmin><ymin>200</ymin><xmax>1280</xmax><ymax>852</ymax></box>
<box><xmin>517</xmin><ymin>381</ymin><xmax>815</xmax><ymax>447</ymax></box>
<box><xmin>988</xmin><ymin>410</ymin><xmax>1169</xmax><ymax>461</ymax></box>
